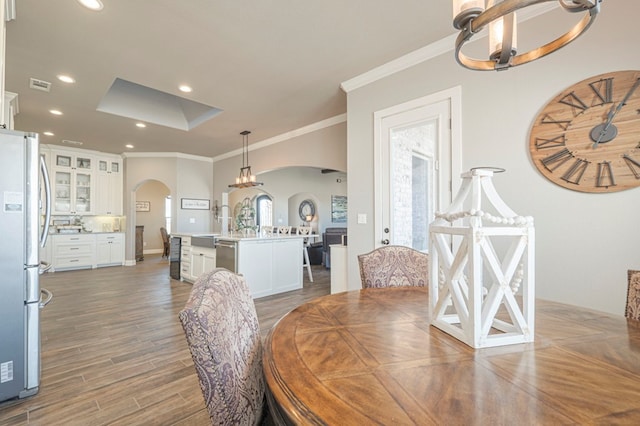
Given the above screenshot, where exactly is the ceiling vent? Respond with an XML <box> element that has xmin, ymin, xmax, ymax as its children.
<box><xmin>29</xmin><ymin>78</ymin><xmax>51</xmax><ymax>92</ymax></box>
<box><xmin>62</xmin><ymin>139</ymin><xmax>83</xmax><ymax>146</ymax></box>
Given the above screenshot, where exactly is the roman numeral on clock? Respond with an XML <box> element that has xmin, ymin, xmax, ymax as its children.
<box><xmin>596</xmin><ymin>161</ymin><xmax>616</xmax><ymax>187</ymax></box>
<box><xmin>535</xmin><ymin>135</ymin><xmax>565</xmax><ymax>150</ymax></box>
<box><xmin>540</xmin><ymin>114</ymin><xmax>570</xmax><ymax>131</ymax></box>
<box><xmin>561</xmin><ymin>158</ymin><xmax>589</xmax><ymax>185</ymax></box>
<box><xmin>623</xmin><ymin>155</ymin><xmax>640</xmax><ymax>179</ymax></box>
<box><xmin>559</xmin><ymin>92</ymin><xmax>588</xmax><ymax>116</ymax></box>
<box><xmin>589</xmin><ymin>78</ymin><xmax>614</xmax><ymax>106</ymax></box>
<box><xmin>541</xmin><ymin>148</ymin><xmax>573</xmax><ymax>171</ymax></box>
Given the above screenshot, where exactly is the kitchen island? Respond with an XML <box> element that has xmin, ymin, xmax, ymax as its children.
<box><xmin>216</xmin><ymin>234</ymin><xmax>304</xmax><ymax>298</ymax></box>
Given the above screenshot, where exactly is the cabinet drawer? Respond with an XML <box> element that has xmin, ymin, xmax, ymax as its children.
<box><xmin>55</xmin><ymin>255</ymin><xmax>94</xmax><ymax>269</ymax></box>
<box><xmin>181</xmin><ymin>236</ymin><xmax>191</xmax><ymax>246</ymax></box>
<box><xmin>96</xmin><ymin>233</ymin><xmax>123</xmax><ymax>243</ymax></box>
<box><xmin>55</xmin><ymin>242</ymin><xmax>94</xmax><ymax>256</ymax></box>
<box><xmin>54</xmin><ymin>234</ymin><xmax>95</xmax><ymax>244</ymax></box>
<box><xmin>181</xmin><ymin>249</ymin><xmax>191</xmax><ymax>262</ymax></box>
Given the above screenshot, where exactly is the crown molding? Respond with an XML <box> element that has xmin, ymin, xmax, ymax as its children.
<box><xmin>212</xmin><ymin>113</ymin><xmax>347</xmax><ymax>163</ymax></box>
<box><xmin>122</xmin><ymin>151</ymin><xmax>213</xmax><ymax>162</ymax></box>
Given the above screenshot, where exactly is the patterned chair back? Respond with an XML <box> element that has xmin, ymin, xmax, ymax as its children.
<box><xmin>179</xmin><ymin>268</ymin><xmax>267</xmax><ymax>424</ymax></box>
<box><xmin>358</xmin><ymin>245</ymin><xmax>429</xmax><ymax>289</ymax></box>
<box><xmin>261</xmin><ymin>225</ymin><xmax>274</xmax><ymax>236</ymax></box>
<box><xmin>627</xmin><ymin>270</ymin><xmax>640</xmax><ymax>321</ymax></box>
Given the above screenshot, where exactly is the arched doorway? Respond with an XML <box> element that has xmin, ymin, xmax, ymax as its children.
<box><xmin>134</xmin><ymin>179</ymin><xmax>171</xmax><ymax>261</ymax></box>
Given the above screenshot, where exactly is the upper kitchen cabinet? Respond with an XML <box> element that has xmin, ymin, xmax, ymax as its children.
<box><xmin>95</xmin><ymin>155</ymin><xmax>123</xmax><ymax>215</ymax></box>
<box><xmin>50</xmin><ymin>148</ymin><xmax>94</xmax><ymax>215</ymax></box>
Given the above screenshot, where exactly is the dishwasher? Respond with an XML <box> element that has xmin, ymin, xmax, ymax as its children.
<box><xmin>215</xmin><ymin>239</ymin><xmax>237</xmax><ymax>273</ymax></box>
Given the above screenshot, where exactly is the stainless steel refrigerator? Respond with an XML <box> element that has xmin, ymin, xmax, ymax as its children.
<box><xmin>0</xmin><ymin>129</ymin><xmax>52</xmax><ymax>403</ymax></box>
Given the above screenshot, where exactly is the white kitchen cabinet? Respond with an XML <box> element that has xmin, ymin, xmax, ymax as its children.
<box><xmin>233</xmin><ymin>237</ymin><xmax>303</xmax><ymax>298</ymax></box>
<box><xmin>50</xmin><ymin>149</ymin><xmax>94</xmax><ymax>215</ymax></box>
<box><xmin>52</xmin><ymin>234</ymin><xmax>95</xmax><ymax>271</ymax></box>
<box><xmin>180</xmin><ymin>236</ymin><xmax>192</xmax><ymax>282</ymax></box>
<box><xmin>272</xmin><ymin>239</ymin><xmax>302</xmax><ymax>293</ymax></box>
<box><xmin>95</xmin><ymin>156</ymin><xmax>123</xmax><ymax>215</ymax></box>
<box><xmin>190</xmin><ymin>246</ymin><xmax>216</xmax><ymax>281</ymax></box>
<box><xmin>96</xmin><ymin>233</ymin><xmax>124</xmax><ymax>266</ymax></box>
<box><xmin>239</xmin><ymin>240</ymin><xmax>273</xmax><ymax>297</ymax></box>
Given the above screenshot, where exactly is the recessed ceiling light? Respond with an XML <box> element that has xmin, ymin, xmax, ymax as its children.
<box><xmin>125</xmin><ymin>144</ymin><xmax>134</xmax><ymax>149</ymax></box>
<box><xmin>43</xmin><ymin>131</ymin><xmax>54</xmax><ymax>136</ymax></box>
<box><xmin>179</xmin><ymin>85</ymin><xmax>192</xmax><ymax>93</ymax></box>
<box><xmin>57</xmin><ymin>75</ymin><xmax>75</xmax><ymax>84</ymax></box>
<box><xmin>49</xmin><ymin>109</ymin><xmax>63</xmax><ymax>116</ymax></box>
<box><xmin>77</xmin><ymin>0</ymin><xmax>103</xmax><ymax>11</ymax></box>
<box><xmin>136</xmin><ymin>122</ymin><xmax>146</xmax><ymax>128</ymax></box>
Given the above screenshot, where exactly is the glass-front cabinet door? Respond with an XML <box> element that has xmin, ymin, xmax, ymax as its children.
<box><xmin>52</xmin><ymin>151</ymin><xmax>94</xmax><ymax>215</ymax></box>
<box><xmin>54</xmin><ymin>170</ymin><xmax>72</xmax><ymax>213</ymax></box>
<box><xmin>75</xmin><ymin>172</ymin><xmax>92</xmax><ymax>213</ymax></box>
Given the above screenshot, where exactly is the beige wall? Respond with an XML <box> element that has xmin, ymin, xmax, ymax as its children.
<box><xmin>212</xmin><ymin>122</ymin><xmax>347</xmax><ymax>232</ymax></box>
<box><xmin>346</xmin><ymin>2</ymin><xmax>639</xmax><ymax>315</ymax></box>
<box><xmin>123</xmin><ymin>153</ymin><xmax>213</xmax><ymax>263</ymax></box>
<box><xmin>135</xmin><ymin>180</ymin><xmax>170</xmax><ymax>253</ymax></box>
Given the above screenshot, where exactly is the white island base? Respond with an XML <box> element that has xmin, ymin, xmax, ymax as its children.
<box><xmin>218</xmin><ymin>235</ymin><xmax>304</xmax><ymax>298</ymax></box>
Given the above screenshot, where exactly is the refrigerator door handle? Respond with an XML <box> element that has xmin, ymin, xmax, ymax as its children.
<box><xmin>39</xmin><ymin>288</ymin><xmax>53</xmax><ymax>308</ymax></box>
<box><xmin>39</xmin><ymin>261</ymin><xmax>52</xmax><ymax>274</ymax></box>
<box><xmin>40</xmin><ymin>154</ymin><xmax>51</xmax><ymax>247</ymax></box>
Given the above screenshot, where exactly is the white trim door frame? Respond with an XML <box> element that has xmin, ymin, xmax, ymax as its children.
<box><xmin>373</xmin><ymin>86</ymin><xmax>462</xmax><ymax>250</ymax></box>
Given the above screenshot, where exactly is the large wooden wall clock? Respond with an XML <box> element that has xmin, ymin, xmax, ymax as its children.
<box><xmin>529</xmin><ymin>70</ymin><xmax>640</xmax><ymax>193</ymax></box>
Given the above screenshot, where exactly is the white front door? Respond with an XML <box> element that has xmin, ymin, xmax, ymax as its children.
<box><xmin>374</xmin><ymin>89</ymin><xmax>460</xmax><ymax>251</ymax></box>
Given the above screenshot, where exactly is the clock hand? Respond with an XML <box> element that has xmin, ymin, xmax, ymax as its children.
<box><xmin>593</xmin><ymin>77</ymin><xmax>640</xmax><ymax>148</ymax></box>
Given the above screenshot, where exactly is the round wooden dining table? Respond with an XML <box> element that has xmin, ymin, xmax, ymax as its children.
<box><xmin>263</xmin><ymin>286</ymin><xmax>640</xmax><ymax>425</ymax></box>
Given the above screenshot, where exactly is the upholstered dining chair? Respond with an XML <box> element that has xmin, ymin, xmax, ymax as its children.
<box><xmin>626</xmin><ymin>270</ymin><xmax>640</xmax><ymax>321</ymax></box>
<box><xmin>179</xmin><ymin>268</ymin><xmax>270</xmax><ymax>425</ymax></box>
<box><xmin>358</xmin><ymin>245</ymin><xmax>429</xmax><ymax>289</ymax></box>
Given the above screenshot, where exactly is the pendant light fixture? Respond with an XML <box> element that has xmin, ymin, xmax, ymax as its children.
<box><xmin>228</xmin><ymin>130</ymin><xmax>263</xmax><ymax>188</ymax></box>
<box><xmin>452</xmin><ymin>0</ymin><xmax>602</xmax><ymax>71</ymax></box>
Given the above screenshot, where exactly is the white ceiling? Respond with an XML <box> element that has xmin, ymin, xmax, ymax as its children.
<box><xmin>4</xmin><ymin>0</ymin><xmax>455</xmax><ymax>158</ymax></box>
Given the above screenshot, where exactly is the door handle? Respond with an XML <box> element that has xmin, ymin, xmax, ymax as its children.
<box><xmin>382</xmin><ymin>239</ymin><xmax>389</xmax><ymax>245</ymax></box>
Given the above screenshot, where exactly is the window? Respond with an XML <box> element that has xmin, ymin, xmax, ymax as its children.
<box><xmin>256</xmin><ymin>194</ymin><xmax>273</xmax><ymax>228</ymax></box>
<box><xmin>165</xmin><ymin>196</ymin><xmax>172</xmax><ymax>234</ymax></box>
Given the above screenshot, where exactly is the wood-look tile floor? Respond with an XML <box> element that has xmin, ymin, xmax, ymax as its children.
<box><xmin>0</xmin><ymin>255</ymin><xmax>330</xmax><ymax>425</ymax></box>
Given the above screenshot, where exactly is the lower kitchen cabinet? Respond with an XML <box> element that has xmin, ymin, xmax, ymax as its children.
<box><xmin>49</xmin><ymin>233</ymin><xmax>124</xmax><ymax>272</ymax></box>
<box><xmin>96</xmin><ymin>233</ymin><xmax>124</xmax><ymax>266</ymax></box>
<box><xmin>52</xmin><ymin>234</ymin><xmax>96</xmax><ymax>271</ymax></box>
<box><xmin>234</xmin><ymin>237</ymin><xmax>303</xmax><ymax>298</ymax></box>
<box><xmin>180</xmin><ymin>236</ymin><xmax>192</xmax><ymax>282</ymax></box>
<box><xmin>190</xmin><ymin>246</ymin><xmax>216</xmax><ymax>282</ymax></box>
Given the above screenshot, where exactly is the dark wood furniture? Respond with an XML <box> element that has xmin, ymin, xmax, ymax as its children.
<box><xmin>135</xmin><ymin>225</ymin><xmax>144</xmax><ymax>261</ymax></box>
<box><xmin>263</xmin><ymin>287</ymin><xmax>640</xmax><ymax>425</ymax></box>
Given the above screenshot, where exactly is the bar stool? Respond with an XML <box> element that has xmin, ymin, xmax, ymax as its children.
<box><xmin>297</xmin><ymin>226</ymin><xmax>313</xmax><ymax>282</ymax></box>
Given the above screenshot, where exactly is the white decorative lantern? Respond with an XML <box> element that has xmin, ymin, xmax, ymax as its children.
<box><xmin>429</xmin><ymin>167</ymin><xmax>535</xmax><ymax>348</ymax></box>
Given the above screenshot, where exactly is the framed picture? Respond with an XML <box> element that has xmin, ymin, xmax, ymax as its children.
<box><xmin>136</xmin><ymin>201</ymin><xmax>150</xmax><ymax>212</ymax></box>
<box><xmin>181</xmin><ymin>198</ymin><xmax>210</xmax><ymax>210</ymax></box>
<box><xmin>331</xmin><ymin>195</ymin><xmax>347</xmax><ymax>223</ymax></box>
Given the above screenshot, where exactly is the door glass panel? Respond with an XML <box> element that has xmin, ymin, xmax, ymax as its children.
<box><xmin>55</xmin><ymin>171</ymin><xmax>71</xmax><ymax>212</ymax></box>
<box><xmin>99</xmin><ymin>160</ymin><xmax>107</xmax><ymax>172</ymax></box>
<box><xmin>77</xmin><ymin>157</ymin><xmax>91</xmax><ymax>169</ymax></box>
<box><xmin>390</xmin><ymin>121</ymin><xmax>436</xmax><ymax>251</ymax></box>
<box><xmin>76</xmin><ymin>173</ymin><xmax>91</xmax><ymax>212</ymax></box>
<box><xmin>111</xmin><ymin>162</ymin><xmax>119</xmax><ymax>173</ymax></box>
